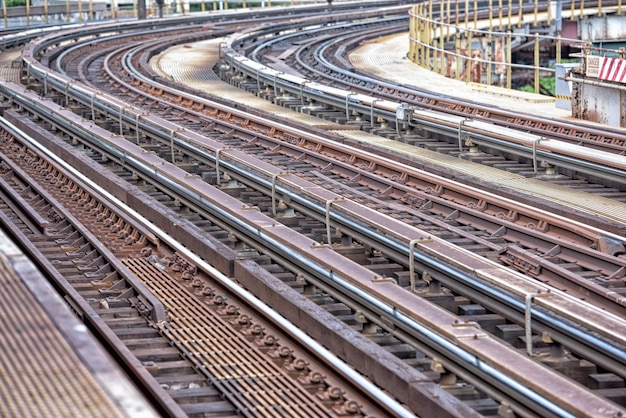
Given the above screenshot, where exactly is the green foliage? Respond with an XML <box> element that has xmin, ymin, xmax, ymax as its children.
<box><xmin>541</xmin><ymin>76</ymin><xmax>555</xmax><ymax>95</ymax></box>
<box><xmin>5</xmin><ymin>0</ymin><xmax>27</xmax><ymax>6</ymax></box>
<box><xmin>519</xmin><ymin>76</ymin><xmax>555</xmax><ymax>96</ymax></box>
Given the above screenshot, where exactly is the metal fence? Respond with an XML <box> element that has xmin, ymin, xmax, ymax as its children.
<box><xmin>407</xmin><ymin>1</ymin><xmax>618</xmax><ymax>92</ymax></box>
<box><xmin>0</xmin><ymin>0</ymin><xmax>326</xmax><ymax>28</ymax></box>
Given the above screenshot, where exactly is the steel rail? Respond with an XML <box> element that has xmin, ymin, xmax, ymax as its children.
<box><xmin>36</xmin><ymin>4</ymin><xmax>626</xmax><ymax>191</ymax></box>
<box><xmin>247</xmin><ymin>15</ymin><xmax>407</xmax><ymax>63</ymax></box>
<box><xmin>8</xmin><ymin>17</ymin><xmax>624</xmax><ymax>414</ymax></box>
<box><xmin>248</xmin><ymin>4</ymin><xmax>626</xmax><ymax>151</ymax></box>
<box><xmin>7</xmin><ymin>3</ymin><xmax>620</xmax><ymax>414</ymax></box>
<box><xmin>116</xmin><ymin>39</ymin><xmax>626</xmax><ymax>298</ymax></box>
<box><xmin>115</xmin><ymin>48</ymin><xmax>626</xmax><ymax>305</ymax></box>
<box><xmin>22</xmin><ymin>92</ymin><xmax>626</xmax><ymax>417</ymax></box>
<box><xmin>219</xmin><ymin>22</ymin><xmax>626</xmax><ymax>184</ymax></box>
<box><xmin>18</xmin><ymin>47</ymin><xmax>626</xmax><ymax>286</ymax></box>
<box><xmin>0</xmin><ymin>0</ymin><xmax>411</xmax><ymax>50</ymax></box>
<box><xmin>99</xmin><ymin>27</ymin><xmax>626</xmax><ymax>247</ymax></box>
<box><xmin>0</xmin><ymin>121</ymin><xmax>187</xmax><ymax>417</ymax></box>
<box><xmin>19</xmin><ymin>28</ymin><xmax>626</xmax><ymax>365</ymax></box>
<box><xmin>2</xmin><ymin>77</ymin><xmax>625</xmax><ymax>417</ymax></box>
<box><xmin>23</xmin><ymin>24</ymin><xmax>626</xmax><ymax>313</ymax></box>
<box><xmin>0</xmin><ymin>113</ymin><xmax>418</xmax><ymax>418</ymax></box>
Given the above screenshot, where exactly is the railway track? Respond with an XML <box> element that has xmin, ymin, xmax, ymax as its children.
<box><xmin>0</xmin><ymin>112</ymin><xmax>413</xmax><ymax>417</ymax></box>
<box><xmin>1</xmin><ymin>4</ymin><xmax>625</xmax><ymax>418</ymax></box>
<box><xmin>220</xmin><ymin>12</ymin><xmax>626</xmax><ymax>199</ymax></box>
<box><xmin>46</xmin><ymin>18</ymin><xmax>626</xmax><ymax>312</ymax></box>
<box><xmin>0</xmin><ymin>83</ymin><xmax>622</xmax><ymax>416</ymax></box>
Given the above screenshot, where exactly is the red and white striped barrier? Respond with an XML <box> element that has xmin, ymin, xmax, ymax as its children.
<box><xmin>598</xmin><ymin>56</ymin><xmax>626</xmax><ymax>83</ymax></box>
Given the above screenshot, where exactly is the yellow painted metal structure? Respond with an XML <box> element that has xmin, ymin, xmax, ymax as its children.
<box><xmin>408</xmin><ymin>1</ymin><xmax>622</xmax><ymax>92</ymax></box>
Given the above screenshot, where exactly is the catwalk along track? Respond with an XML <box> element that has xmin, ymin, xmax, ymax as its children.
<box><xmin>1</xmin><ymin>3</ymin><xmax>625</xmax><ymax>418</ymax></box>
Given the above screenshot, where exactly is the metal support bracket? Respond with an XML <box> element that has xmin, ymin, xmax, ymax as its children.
<box><xmin>271</xmin><ymin>172</ymin><xmax>287</xmax><ymax>216</ymax></box>
<box><xmin>409</xmin><ymin>237</ymin><xmax>432</xmax><ymax>292</ymax></box>
<box><xmin>256</xmin><ymin>67</ymin><xmax>266</xmax><ymax>92</ymax></box>
<box><xmin>370</xmin><ymin>99</ymin><xmax>379</xmax><ymax>128</ymax></box>
<box><xmin>300</xmin><ymin>80</ymin><xmax>308</xmax><ymax>106</ymax></box>
<box><xmin>135</xmin><ymin>113</ymin><xmax>144</xmax><ymax>144</ymax></box>
<box><xmin>64</xmin><ymin>80</ymin><xmax>71</xmax><ymax>105</ymax></box>
<box><xmin>525</xmin><ymin>291</ymin><xmax>552</xmax><ymax>356</ymax></box>
<box><xmin>273</xmin><ymin>71</ymin><xmax>284</xmax><ymax>96</ymax></box>
<box><xmin>325</xmin><ymin>199</ymin><xmax>344</xmax><ymax>246</ymax></box>
<box><xmin>458</xmin><ymin>119</ymin><xmax>467</xmax><ymax>152</ymax></box>
<box><xmin>215</xmin><ymin>148</ymin><xmax>223</xmax><ymax>186</ymax></box>
<box><xmin>90</xmin><ymin>90</ymin><xmax>98</xmax><ymax>121</ymax></box>
<box><xmin>345</xmin><ymin>93</ymin><xmax>355</xmax><ymax>121</ymax></box>
<box><xmin>532</xmin><ymin>137</ymin><xmax>543</xmax><ymax>173</ymax></box>
<box><xmin>169</xmin><ymin>128</ymin><xmax>175</xmax><ymax>164</ymax></box>
<box><xmin>395</xmin><ymin>103</ymin><xmax>412</xmax><ymax>137</ymax></box>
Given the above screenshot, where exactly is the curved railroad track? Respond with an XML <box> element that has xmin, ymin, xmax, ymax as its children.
<box><xmin>0</xmin><ymin>4</ymin><xmax>625</xmax><ymax>418</ymax></box>
<box><xmin>220</xmin><ymin>11</ymin><xmax>626</xmax><ymax>202</ymax></box>
<box><xmin>58</xmin><ymin>14</ymin><xmax>626</xmax><ymax>313</ymax></box>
